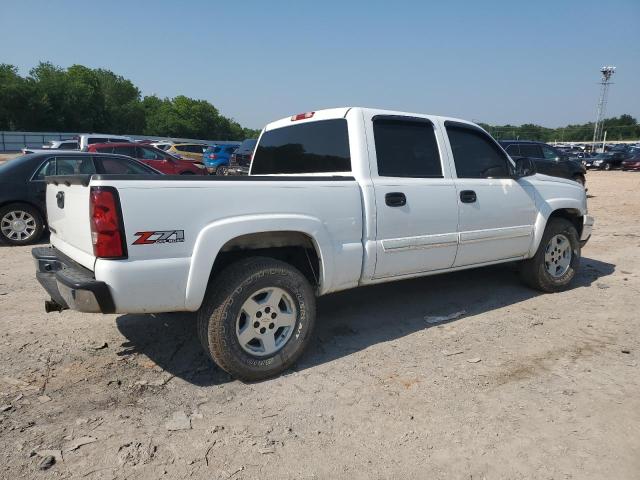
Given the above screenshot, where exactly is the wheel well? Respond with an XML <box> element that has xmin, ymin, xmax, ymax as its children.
<box><xmin>208</xmin><ymin>231</ymin><xmax>321</xmax><ymax>289</ymax></box>
<box><xmin>549</xmin><ymin>208</ymin><xmax>583</xmax><ymax>237</ymax></box>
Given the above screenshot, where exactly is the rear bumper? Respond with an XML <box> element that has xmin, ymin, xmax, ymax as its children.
<box><xmin>580</xmin><ymin>214</ymin><xmax>594</xmax><ymax>247</ymax></box>
<box><xmin>32</xmin><ymin>247</ymin><xmax>115</xmax><ymax>313</ymax></box>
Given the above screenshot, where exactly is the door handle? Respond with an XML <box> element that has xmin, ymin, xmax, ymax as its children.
<box><xmin>460</xmin><ymin>190</ymin><xmax>477</xmax><ymax>203</ymax></box>
<box><xmin>385</xmin><ymin>192</ymin><xmax>406</xmax><ymax>207</ymax></box>
<box><xmin>56</xmin><ymin>191</ymin><xmax>65</xmax><ymax>208</ymax></box>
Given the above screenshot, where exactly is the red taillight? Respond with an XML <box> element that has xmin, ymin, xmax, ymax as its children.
<box><xmin>90</xmin><ymin>187</ymin><xmax>126</xmax><ymax>259</ymax></box>
<box><xmin>291</xmin><ymin>111</ymin><xmax>315</xmax><ymax>121</ymax></box>
<box><xmin>208</xmin><ymin>153</ymin><xmax>217</xmax><ymax>159</ymax></box>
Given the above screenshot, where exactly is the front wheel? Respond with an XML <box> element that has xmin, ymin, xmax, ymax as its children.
<box><xmin>197</xmin><ymin>257</ymin><xmax>316</xmax><ymax>381</ymax></box>
<box><xmin>520</xmin><ymin>218</ymin><xmax>580</xmax><ymax>292</ymax></box>
<box><xmin>0</xmin><ymin>203</ymin><xmax>45</xmax><ymax>246</ymax></box>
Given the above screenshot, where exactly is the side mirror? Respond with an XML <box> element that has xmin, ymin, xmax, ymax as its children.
<box><xmin>514</xmin><ymin>157</ymin><xmax>536</xmax><ymax>178</ymax></box>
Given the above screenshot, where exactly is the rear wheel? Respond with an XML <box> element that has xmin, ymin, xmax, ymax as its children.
<box><xmin>520</xmin><ymin>218</ymin><xmax>580</xmax><ymax>292</ymax></box>
<box><xmin>0</xmin><ymin>203</ymin><xmax>45</xmax><ymax>246</ymax></box>
<box><xmin>197</xmin><ymin>257</ymin><xmax>316</xmax><ymax>381</ymax></box>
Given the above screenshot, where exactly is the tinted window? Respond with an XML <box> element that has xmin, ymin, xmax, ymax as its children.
<box><xmin>96</xmin><ymin>146</ymin><xmax>114</xmax><ymax>154</ymax></box>
<box><xmin>519</xmin><ymin>144</ymin><xmax>544</xmax><ymax>158</ymax></box>
<box><xmin>237</xmin><ymin>139</ymin><xmax>257</xmax><ymax>154</ymax></box>
<box><xmin>542</xmin><ymin>145</ymin><xmax>559</xmax><ymax>160</ymax></box>
<box><xmin>55</xmin><ymin>156</ymin><xmax>96</xmax><ymax>175</ymax></box>
<box><xmin>108</xmin><ymin>138</ymin><xmax>130</xmax><ymax>143</ymax></box>
<box><xmin>113</xmin><ymin>146</ymin><xmax>137</xmax><ymax>157</ymax></box>
<box><xmin>225</xmin><ymin>146</ymin><xmax>237</xmax><ymax>153</ymax></box>
<box><xmin>505</xmin><ymin>144</ymin><xmax>520</xmax><ymax>156</ymax></box>
<box><xmin>137</xmin><ymin>147</ymin><xmax>164</xmax><ymax>160</ymax></box>
<box><xmin>213</xmin><ymin>146</ymin><xmax>223</xmax><ymax>153</ymax></box>
<box><xmin>446</xmin><ymin>124</ymin><xmax>510</xmax><ymax>178</ymax></box>
<box><xmin>252</xmin><ymin>120</ymin><xmax>350</xmax><ymax>174</ymax></box>
<box><xmin>373</xmin><ymin>117</ymin><xmax>442</xmax><ymax>177</ymax></box>
<box><xmin>34</xmin><ymin>158</ymin><xmax>56</xmax><ymax>180</ymax></box>
<box><xmin>60</xmin><ymin>142</ymin><xmax>78</xmax><ymax>149</ymax></box>
<box><xmin>88</xmin><ymin>137</ymin><xmax>107</xmax><ymax>145</ymax></box>
<box><xmin>97</xmin><ymin>157</ymin><xmax>157</xmax><ymax>174</ymax></box>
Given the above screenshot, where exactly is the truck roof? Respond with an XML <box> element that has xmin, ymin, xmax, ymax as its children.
<box><xmin>263</xmin><ymin>107</ymin><xmax>478</xmax><ymax>132</ymax></box>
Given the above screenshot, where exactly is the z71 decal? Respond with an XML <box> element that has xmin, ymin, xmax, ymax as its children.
<box><xmin>133</xmin><ymin>230</ymin><xmax>185</xmax><ymax>245</ymax></box>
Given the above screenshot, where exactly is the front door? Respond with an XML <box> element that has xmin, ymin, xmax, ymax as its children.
<box><xmin>368</xmin><ymin>115</ymin><xmax>459</xmax><ymax>278</ymax></box>
<box><xmin>443</xmin><ymin>122</ymin><xmax>537</xmax><ymax>267</ymax></box>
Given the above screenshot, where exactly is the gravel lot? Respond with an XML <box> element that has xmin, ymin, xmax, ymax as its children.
<box><xmin>0</xmin><ymin>171</ymin><xmax>639</xmax><ymax>479</ymax></box>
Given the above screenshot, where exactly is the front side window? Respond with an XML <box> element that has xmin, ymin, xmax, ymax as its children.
<box><xmin>373</xmin><ymin>117</ymin><xmax>442</xmax><ymax>177</ymax></box>
<box><xmin>505</xmin><ymin>144</ymin><xmax>520</xmax><ymax>156</ymax></box>
<box><xmin>113</xmin><ymin>146</ymin><xmax>137</xmax><ymax>157</ymax></box>
<box><xmin>446</xmin><ymin>124</ymin><xmax>511</xmax><ymax>178</ymax></box>
<box><xmin>519</xmin><ymin>144</ymin><xmax>544</xmax><ymax>158</ymax></box>
<box><xmin>252</xmin><ymin>119</ymin><xmax>351</xmax><ymax>174</ymax></box>
<box><xmin>137</xmin><ymin>147</ymin><xmax>163</xmax><ymax>160</ymax></box>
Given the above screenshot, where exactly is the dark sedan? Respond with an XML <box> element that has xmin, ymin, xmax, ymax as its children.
<box><xmin>223</xmin><ymin>139</ymin><xmax>257</xmax><ymax>176</ymax></box>
<box><xmin>585</xmin><ymin>152</ymin><xmax>629</xmax><ymax>170</ymax></box>
<box><xmin>622</xmin><ymin>155</ymin><xmax>640</xmax><ymax>171</ymax></box>
<box><xmin>0</xmin><ymin>152</ymin><xmax>159</xmax><ymax>245</ymax></box>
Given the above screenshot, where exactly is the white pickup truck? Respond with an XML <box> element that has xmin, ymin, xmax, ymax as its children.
<box><xmin>33</xmin><ymin>107</ymin><xmax>594</xmax><ymax>380</ymax></box>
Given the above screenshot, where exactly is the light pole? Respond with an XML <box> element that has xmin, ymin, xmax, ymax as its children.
<box><xmin>591</xmin><ymin>66</ymin><xmax>616</xmax><ymax>152</ymax></box>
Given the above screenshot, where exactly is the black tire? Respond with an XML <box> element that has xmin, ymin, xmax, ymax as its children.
<box><xmin>197</xmin><ymin>257</ymin><xmax>316</xmax><ymax>381</ymax></box>
<box><xmin>0</xmin><ymin>203</ymin><xmax>45</xmax><ymax>246</ymax></box>
<box><xmin>603</xmin><ymin>163</ymin><xmax>612</xmax><ymax>171</ymax></box>
<box><xmin>520</xmin><ymin>218</ymin><xmax>580</xmax><ymax>292</ymax></box>
<box><xmin>573</xmin><ymin>174</ymin><xmax>585</xmax><ymax>186</ymax></box>
<box><xmin>180</xmin><ymin>171</ymin><xmax>195</xmax><ymax>175</ymax></box>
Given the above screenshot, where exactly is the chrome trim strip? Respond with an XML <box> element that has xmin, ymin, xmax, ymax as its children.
<box><xmin>459</xmin><ymin>225</ymin><xmax>533</xmax><ymax>244</ymax></box>
<box><xmin>382</xmin><ymin>233</ymin><xmax>458</xmax><ymax>252</ymax></box>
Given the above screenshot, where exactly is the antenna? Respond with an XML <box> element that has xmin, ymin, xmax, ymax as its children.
<box><xmin>591</xmin><ymin>66</ymin><xmax>615</xmax><ymax>152</ymax></box>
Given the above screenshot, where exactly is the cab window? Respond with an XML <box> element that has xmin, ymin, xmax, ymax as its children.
<box><xmin>446</xmin><ymin>123</ymin><xmax>511</xmax><ymax>178</ymax></box>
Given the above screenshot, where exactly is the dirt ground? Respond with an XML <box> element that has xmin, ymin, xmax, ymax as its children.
<box><xmin>0</xmin><ymin>171</ymin><xmax>639</xmax><ymax>479</ymax></box>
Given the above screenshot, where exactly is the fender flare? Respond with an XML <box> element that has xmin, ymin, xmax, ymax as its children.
<box><xmin>184</xmin><ymin>214</ymin><xmax>333</xmax><ymax>311</ymax></box>
<box><xmin>528</xmin><ymin>197</ymin><xmax>585</xmax><ymax>256</ymax></box>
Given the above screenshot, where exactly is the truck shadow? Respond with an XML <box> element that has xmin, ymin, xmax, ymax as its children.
<box><xmin>115</xmin><ymin>257</ymin><xmax>614</xmax><ymax>386</ymax></box>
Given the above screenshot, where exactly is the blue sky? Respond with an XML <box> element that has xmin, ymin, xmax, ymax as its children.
<box><xmin>2</xmin><ymin>0</ymin><xmax>638</xmax><ymax>129</ymax></box>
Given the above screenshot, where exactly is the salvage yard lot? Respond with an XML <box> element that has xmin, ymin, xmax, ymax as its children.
<box><xmin>0</xmin><ymin>171</ymin><xmax>639</xmax><ymax>479</ymax></box>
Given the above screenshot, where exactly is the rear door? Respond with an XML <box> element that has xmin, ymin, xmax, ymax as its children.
<box><xmin>366</xmin><ymin>114</ymin><xmax>459</xmax><ymax>278</ymax></box>
<box><xmin>443</xmin><ymin>122</ymin><xmax>536</xmax><ymax>267</ymax></box>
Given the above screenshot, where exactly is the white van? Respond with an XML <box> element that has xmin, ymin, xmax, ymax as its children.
<box><xmin>78</xmin><ymin>134</ymin><xmax>132</xmax><ymax>151</ymax></box>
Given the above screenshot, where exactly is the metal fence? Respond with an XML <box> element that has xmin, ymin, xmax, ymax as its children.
<box><xmin>0</xmin><ymin>131</ymin><xmax>241</xmax><ymax>152</ymax></box>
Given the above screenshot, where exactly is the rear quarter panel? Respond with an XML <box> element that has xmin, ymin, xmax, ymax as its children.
<box><xmin>90</xmin><ymin>178</ymin><xmax>364</xmax><ymax>313</ymax></box>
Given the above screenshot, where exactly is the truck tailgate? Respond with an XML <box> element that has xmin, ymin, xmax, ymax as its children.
<box><xmin>46</xmin><ymin>177</ymin><xmax>96</xmax><ymax>271</ymax></box>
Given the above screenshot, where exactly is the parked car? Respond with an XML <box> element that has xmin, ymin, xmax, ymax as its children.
<box><xmin>0</xmin><ymin>152</ymin><xmax>159</xmax><ymax>246</ymax></box>
<box><xmin>87</xmin><ymin>143</ymin><xmax>206</xmax><ymax>175</ymax></box>
<box><xmin>166</xmin><ymin>143</ymin><xmax>208</xmax><ymax>162</ymax></box>
<box><xmin>203</xmin><ymin>144</ymin><xmax>240</xmax><ymax>174</ymax></box>
<box><xmin>586</xmin><ymin>151</ymin><xmax>629</xmax><ymax>170</ymax></box>
<box><xmin>151</xmin><ymin>141</ymin><xmax>175</xmax><ymax>151</ymax></box>
<box><xmin>41</xmin><ymin>139</ymin><xmax>79</xmax><ymax>150</ymax></box>
<box><xmin>77</xmin><ymin>134</ymin><xmax>132</xmax><ymax>151</ymax></box>
<box><xmin>499</xmin><ymin>140</ymin><xmax>587</xmax><ymax>185</ymax></box>
<box><xmin>34</xmin><ymin>107</ymin><xmax>593</xmax><ymax>381</ymax></box>
<box><xmin>224</xmin><ymin>139</ymin><xmax>257</xmax><ymax>175</ymax></box>
<box><xmin>621</xmin><ymin>154</ymin><xmax>640</xmax><ymax>171</ymax></box>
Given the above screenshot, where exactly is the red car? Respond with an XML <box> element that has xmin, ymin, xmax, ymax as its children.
<box><xmin>87</xmin><ymin>143</ymin><xmax>207</xmax><ymax>175</ymax></box>
<box><xmin>621</xmin><ymin>155</ymin><xmax>640</xmax><ymax>171</ymax></box>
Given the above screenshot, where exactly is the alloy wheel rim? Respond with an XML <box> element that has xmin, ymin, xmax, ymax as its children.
<box><xmin>544</xmin><ymin>234</ymin><xmax>572</xmax><ymax>278</ymax></box>
<box><xmin>1</xmin><ymin>210</ymin><xmax>37</xmax><ymax>241</ymax></box>
<box><xmin>235</xmin><ymin>287</ymin><xmax>297</xmax><ymax>357</ymax></box>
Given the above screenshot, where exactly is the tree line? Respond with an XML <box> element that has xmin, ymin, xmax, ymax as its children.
<box><xmin>1</xmin><ymin>62</ymin><xmax>638</xmax><ymax>143</ymax></box>
<box><xmin>478</xmin><ymin>114</ymin><xmax>639</xmax><ymax>143</ymax></box>
<box><xmin>0</xmin><ymin>62</ymin><xmax>260</xmax><ymax>140</ymax></box>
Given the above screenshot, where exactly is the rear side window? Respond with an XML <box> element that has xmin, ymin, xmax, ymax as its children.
<box><xmin>34</xmin><ymin>158</ymin><xmax>56</xmax><ymax>179</ymax></box>
<box><xmin>108</xmin><ymin>138</ymin><xmax>130</xmax><ymax>143</ymax></box>
<box><xmin>225</xmin><ymin>146</ymin><xmax>237</xmax><ymax>153</ymax></box>
<box><xmin>96</xmin><ymin>157</ymin><xmax>156</xmax><ymax>174</ymax></box>
<box><xmin>213</xmin><ymin>146</ymin><xmax>223</xmax><ymax>153</ymax></box>
<box><xmin>446</xmin><ymin>124</ymin><xmax>511</xmax><ymax>178</ymax></box>
<box><xmin>55</xmin><ymin>156</ymin><xmax>96</xmax><ymax>175</ymax></box>
<box><xmin>137</xmin><ymin>147</ymin><xmax>164</xmax><ymax>160</ymax></box>
<box><xmin>88</xmin><ymin>137</ymin><xmax>108</xmax><ymax>145</ymax></box>
<box><xmin>60</xmin><ymin>142</ymin><xmax>78</xmax><ymax>149</ymax></box>
<box><xmin>519</xmin><ymin>144</ymin><xmax>544</xmax><ymax>158</ymax></box>
<box><xmin>251</xmin><ymin>119</ymin><xmax>351</xmax><ymax>174</ymax></box>
<box><xmin>96</xmin><ymin>146</ymin><xmax>114</xmax><ymax>154</ymax></box>
<box><xmin>373</xmin><ymin>117</ymin><xmax>442</xmax><ymax>177</ymax></box>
